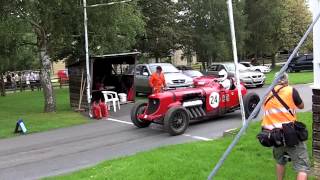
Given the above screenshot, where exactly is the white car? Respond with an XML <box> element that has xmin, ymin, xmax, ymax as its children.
<box><xmin>207</xmin><ymin>63</ymin><xmax>266</xmax><ymax>88</ymax></box>
<box><xmin>240</xmin><ymin>62</ymin><xmax>271</xmax><ymax>73</ymax></box>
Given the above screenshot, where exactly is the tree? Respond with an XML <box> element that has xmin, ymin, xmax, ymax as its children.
<box><xmin>245</xmin><ymin>0</ymin><xmax>283</xmax><ymax>67</ymax></box>
<box><xmin>245</xmin><ymin>0</ymin><xmax>312</xmax><ymax>67</ymax></box>
<box><xmin>177</xmin><ymin>0</ymin><xmax>247</xmax><ymax>67</ymax></box>
<box><xmin>3</xmin><ymin>0</ymin><xmax>145</xmax><ymax>112</ymax></box>
<box><xmin>279</xmin><ymin>0</ymin><xmax>312</xmax><ymax>52</ymax></box>
<box><xmin>137</xmin><ymin>0</ymin><xmax>179</xmax><ymax>62</ymax></box>
<box><xmin>0</xmin><ymin>14</ymin><xmax>37</xmax><ymax>96</ymax></box>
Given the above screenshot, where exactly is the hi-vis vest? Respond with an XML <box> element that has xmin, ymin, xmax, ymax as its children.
<box><xmin>262</xmin><ymin>85</ymin><xmax>297</xmax><ymax>129</ymax></box>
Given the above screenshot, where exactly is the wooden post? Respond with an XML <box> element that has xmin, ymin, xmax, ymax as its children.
<box><xmin>311</xmin><ymin>0</ymin><xmax>320</xmax><ymax>177</ymax></box>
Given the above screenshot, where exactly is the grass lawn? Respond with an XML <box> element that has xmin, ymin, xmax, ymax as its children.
<box><xmin>266</xmin><ymin>66</ymin><xmax>313</xmax><ymax>85</ymax></box>
<box><xmin>0</xmin><ymin>88</ymin><xmax>89</xmax><ymax>139</ymax></box>
<box><xmin>49</xmin><ymin>112</ymin><xmax>314</xmax><ymax>180</ymax></box>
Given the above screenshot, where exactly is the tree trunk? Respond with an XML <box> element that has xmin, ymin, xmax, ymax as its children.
<box><xmin>155</xmin><ymin>56</ymin><xmax>160</xmax><ymax>63</ymax></box>
<box><xmin>0</xmin><ymin>75</ymin><xmax>5</xmax><ymax>97</ymax></box>
<box><xmin>202</xmin><ymin>61</ymin><xmax>206</xmax><ymax>71</ymax></box>
<box><xmin>271</xmin><ymin>53</ymin><xmax>277</xmax><ymax>68</ymax></box>
<box><xmin>187</xmin><ymin>55</ymin><xmax>192</xmax><ymax>67</ymax></box>
<box><xmin>39</xmin><ymin>44</ymin><xmax>56</xmax><ymax>112</ymax></box>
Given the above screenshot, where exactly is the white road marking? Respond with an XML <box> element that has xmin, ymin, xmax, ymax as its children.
<box><xmin>107</xmin><ymin>118</ymin><xmax>134</xmax><ymax>125</ymax></box>
<box><xmin>107</xmin><ymin>117</ymin><xmax>212</xmax><ymax>141</ymax></box>
<box><xmin>183</xmin><ymin>134</ymin><xmax>212</xmax><ymax>141</ymax></box>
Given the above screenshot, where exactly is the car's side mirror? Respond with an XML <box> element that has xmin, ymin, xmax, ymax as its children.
<box><xmin>142</xmin><ymin>72</ymin><xmax>149</xmax><ymax>76</ymax></box>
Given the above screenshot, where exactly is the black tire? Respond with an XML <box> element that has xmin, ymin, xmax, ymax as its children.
<box><xmin>243</xmin><ymin>92</ymin><xmax>260</xmax><ymax>119</ymax></box>
<box><xmin>287</xmin><ymin>67</ymin><xmax>293</xmax><ymax>73</ymax></box>
<box><xmin>256</xmin><ymin>84</ymin><xmax>264</xmax><ymax>88</ymax></box>
<box><xmin>255</xmin><ymin>69</ymin><xmax>262</xmax><ymax>72</ymax></box>
<box><xmin>131</xmin><ymin>101</ymin><xmax>151</xmax><ymax>128</ymax></box>
<box><xmin>164</xmin><ymin>106</ymin><xmax>190</xmax><ymax>136</ymax></box>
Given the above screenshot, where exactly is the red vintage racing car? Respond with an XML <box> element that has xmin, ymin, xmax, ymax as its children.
<box><xmin>131</xmin><ymin>78</ymin><xmax>260</xmax><ymax>135</ymax></box>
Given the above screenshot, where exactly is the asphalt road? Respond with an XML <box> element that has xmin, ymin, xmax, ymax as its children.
<box><xmin>0</xmin><ymin>84</ymin><xmax>312</xmax><ymax>180</ymax></box>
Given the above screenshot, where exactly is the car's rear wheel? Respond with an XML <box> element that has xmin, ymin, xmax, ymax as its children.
<box><xmin>131</xmin><ymin>101</ymin><xmax>151</xmax><ymax>128</ymax></box>
<box><xmin>164</xmin><ymin>106</ymin><xmax>190</xmax><ymax>136</ymax></box>
<box><xmin>243</xmin><ymin>92</ymin><xmax>260</xmax><ymax>119</ymax></box>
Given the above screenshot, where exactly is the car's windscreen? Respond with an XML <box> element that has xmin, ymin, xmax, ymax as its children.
<box><xmin>241</xmin><ymin>63</ymin><xmax>250</xmax><ymax>67</ymax></box>
<box><xmin>225</xmin><ymin>64</ymin><xmax>247</xmax><ymax>71</ymax></box>
<box><xmin>208</xmin><ymin>65</ymin><xmax>219</xmax><ymax>71</ymax></box>
<box><xmin>150</xmin><ymin>64</ymin><xmax>180</xmax><ymax>73</ymax></box>
<box><xmin>184</xmin><ymin>70</ymin><xmax>203</xmax><ymax>77</ymax></box>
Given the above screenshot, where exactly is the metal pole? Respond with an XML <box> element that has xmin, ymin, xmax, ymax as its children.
<box><xmin>226</xmin><ymin>0</ymin><xmax>246</xmax><ymax>126</ymax></box>
<box><xmin>83</xmin><ymin>0</ymin><xmax>91</xmax><ymax>115</ymax></box>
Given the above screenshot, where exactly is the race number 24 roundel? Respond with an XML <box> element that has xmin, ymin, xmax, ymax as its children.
<box><xmin>209</xmin><ymin>92</ymin><xmax>220</xmax><ymax>108</ymax></box>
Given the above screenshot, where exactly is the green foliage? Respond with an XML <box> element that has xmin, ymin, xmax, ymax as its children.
<box><xmin>2</xmin><ymin>0</ymin><xmax>145</xmax><ymax>62</ymax></box>
<box><xmin>245</xmin><ymin>0</ymin><xmax>283</xmax><ymax>57</ymax></box>
<box><xmin>86</xmin><ymin>1</ymin><xmax>145</xmax><ymax>56</ymax></box>
<box><xmin>137</xmin><ymin>0</ymin><xmax>178</xmax><ymax>61</ymax></box>
<box><xmin>279</xmin><ymin>0</ymin><xmax>312</xmax><ymax>52</ymax></box>
<box><xmin>177</xmin><ymin>0</ymin><xmax>247</xmax><ymax>63</ymax></box>
<box><xmin>0</xmin><ymin>15</ymin><xmax>37</xmax><ymax>73</ymax></box>
<box><xmin>49</xmin><ymin>113</ymin><xmax>314</xmax><ymax>180</ymax></box>
<box><xmin>0</xmin><ymin>88</ymin><xmax>88</xmax><ymax>139</ymax></box>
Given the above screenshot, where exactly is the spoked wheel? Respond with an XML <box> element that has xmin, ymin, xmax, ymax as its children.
<box><xmin>164</xmin><ymin>107</ymin><xmax>190</xmax><ymax>136</ymax></box>
<box><xmin>131</xmin><ymin>101</ymin><xmax>151</xmax><ymax>128</ymax></box>
<box><xmin>243</xmin><ymin>92</ymin><xmax>260</xmax><ymax>119</ymax></box>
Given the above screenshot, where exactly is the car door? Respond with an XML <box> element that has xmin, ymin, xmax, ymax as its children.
<box><xmin>134</xmin><ymin>65</ymin><xmax>143</xmax><ymax>93</ymax></box>
<box><xmin>306</xmin><ymin>55</ymin><xmax>313</xmax><ymax>70</ymax></box>
<box><xmin>297</xmin><ymin>56</ymin><xmax>306</xmax><ymax>70</ymax></box>
<box><xmin>140</xmin><ymin>65</ymin><xmax>152</xmax><ymax>93</ymax></box>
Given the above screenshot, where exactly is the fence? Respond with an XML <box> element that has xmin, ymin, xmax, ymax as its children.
<box><xmin>3</xmin><ymin>77</ymin><xmax>69</xmax><ymax>93</ymax></box>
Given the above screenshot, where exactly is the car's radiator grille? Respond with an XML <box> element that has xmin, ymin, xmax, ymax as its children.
<box><xmin>172</xmin><ymin>79</ymin><xmax>185</xmax><ymax>84</ymax></box>
<box><xmin>146</xmin><ymin>99</ymin><xmax>160</xmax><ymax>114</ymax></box>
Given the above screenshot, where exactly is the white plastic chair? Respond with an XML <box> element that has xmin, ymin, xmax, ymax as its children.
<box><xmin>102</xmin><ymin>91</ymin><xmax>120</xmax><ymax>112</ymax></box>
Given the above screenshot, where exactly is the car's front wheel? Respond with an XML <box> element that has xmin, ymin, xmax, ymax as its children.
<box><xmin>164</xmin><ymin>106</ymin><xmax>190</xmax><ymax>136</ymax></box>
<box><xmin>131</xmin><ymin>101</ymin><xmax>151</xmax><ymax>128</ymax></box>
<box><xmin>243</xmin><ymin>92</ymin><xmax>260</xmax><ymax>119</ymax></box>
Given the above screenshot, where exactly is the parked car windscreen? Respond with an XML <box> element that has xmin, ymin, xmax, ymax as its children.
<box><xmin>241</xmin><ymin>63</ymin><xmax>251</xmax><ymax>67</ymax></box>
<box><xmin>183</xmin><ymin>70</ymin><xmax>203</xmax><ymax>77</ymax></box>
<box><xmin>150</xmin><ymin>64</ymin><xmax>180</xmax><ymax>73</ymax></box>
<box><xmin>225</xmin><ymin>63</ymin><xmax>247</xmax><ymax>72</ymax></box>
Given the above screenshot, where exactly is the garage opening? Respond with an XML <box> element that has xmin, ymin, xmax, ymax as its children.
<box><xmin>90</xmin><ymin>52</ymin><xmax>139</xmax><ymax>104</ymax></box>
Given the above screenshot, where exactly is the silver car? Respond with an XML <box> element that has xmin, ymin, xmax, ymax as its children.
<box><xmin>134</xmin><ymin>63</ymin><xmax>194</xmax><ymax>94</ymax></box>
<box><xmin>206</xmin><ymin>63</ymin><xmax>266</xmax><ymax>88</ymax></box>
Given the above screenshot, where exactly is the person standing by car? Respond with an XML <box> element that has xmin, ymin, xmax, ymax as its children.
<box><xmin>261</xmin><ymin>72</ymin><xmax>309</xmax><ymax>180</ymax></box>
<box><xmin>149</xmin><ymin>66</ymin><xmax>166</xmax><ymax>93</ymax></box>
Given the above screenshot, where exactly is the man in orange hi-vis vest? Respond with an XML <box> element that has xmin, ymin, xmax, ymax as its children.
<box><xmin>262</xmin><ymin>72</ymin><xmax>309</xmax><ymax>180</ymax></box>
<box><xmin>149</xmin><ymin>66</ymin><xmax>166</xmax><ymax>93</ymax></box>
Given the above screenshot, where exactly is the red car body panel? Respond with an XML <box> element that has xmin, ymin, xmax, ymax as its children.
<box><xmin>193</xmin><ymin>75</ymin><xmax>218</xmax><ymax>87</ymax></box>
<box><xmin>138</xmin><ymin>79</ymin><xmax>247</xmax><ymax>122</ymax></box>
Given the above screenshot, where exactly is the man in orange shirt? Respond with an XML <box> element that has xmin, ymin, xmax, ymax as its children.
<box><xmin>262</xmin><ymin>72</ymin><xmax>309</xmax><ymax>180</ymax></box>
<box><xmin>149</xmin><ymin>66</ymin><xmax>166</xmax><ymax>93</ymax></box>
